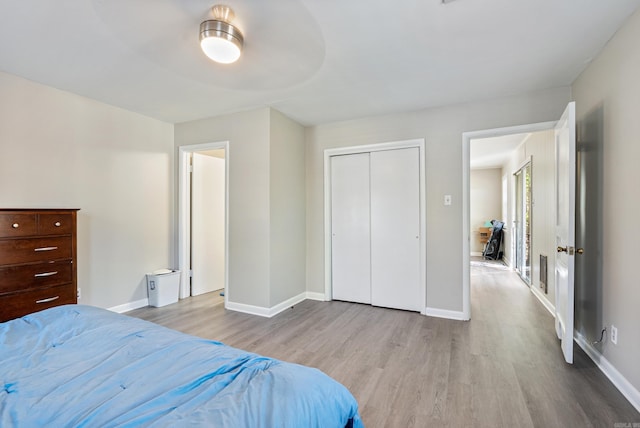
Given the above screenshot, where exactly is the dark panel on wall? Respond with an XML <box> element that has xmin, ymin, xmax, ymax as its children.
<box><xmin>575</xmin><ymin>104</ymin><xmax>604</xmax><ymax>344</ymax></box>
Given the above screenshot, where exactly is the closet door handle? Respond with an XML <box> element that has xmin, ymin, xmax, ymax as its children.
<box><xmin>34</xmin><ymin>246</ymin><xmax>58</xmax><ymax>252</ymax></box>
<box><xmin>36</xmin><ymin>296</ymin><xmax>59</xmax><ymax>304</ymax></box>
<box><xmin>34</xmin><ymin>271</ymin><xmax>58</xmax><ymax>278</ymax></box>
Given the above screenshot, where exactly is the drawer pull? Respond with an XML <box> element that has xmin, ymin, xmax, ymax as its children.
<box><xmin>36</xmin><ymin>296</ymin><xmax>60</xmax><ymax>304</ymax></box>
<box><xmin>12</xmin><ymin>223</ymin><xmax>19</xmax><ymax>228</ymax></box>
<box><xmin>34</xmin><ymin>246</ymin><xmax>58</xmax><ymax>252</ymax></box>
<box><xmin>55</xmin><ymin>222</ymin><xmax>61</xmax><ymax>227</ymax></box>
<box><xmin>34</xmin><ymin>271</ymin><xmax>58</xmax><ymax>278</ymax></box>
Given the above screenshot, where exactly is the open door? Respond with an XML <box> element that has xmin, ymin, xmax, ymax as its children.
<box><xmin>191</xmin><ymin>152</ymin><xmax>226</xmax><ymax>296</ymax></box>
<box><xmin>554</xmin><ymin>102</ymin><xmax>576</xmax><ymax>364</ymax></box>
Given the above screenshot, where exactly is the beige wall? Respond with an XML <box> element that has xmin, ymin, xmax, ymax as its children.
<box><xmin>306</xmin><ymin>87</ymin><xmax>571</xmax><ymax>313</ymax></box>
<box><xmin>503</xmin><ymin>131</ymin><xmax>556</xmax><ymax>307</ymax></box>
<box><xmin>526</xmin><ymin>131</ymin><xmax>556</xmax><ymax>307</ymax></box>
<box><xmin>175</xmin><ymin>108</ymin><xmax>271</xmax><ymax>308</ymax></box>
<box><xmin>174</xmin><ymin>108</ymin><xmax>306</xmax><ymax>311</ymax></box>
<box><xmin>501</xmin><ymin>143</ymin><xmax>526</xmax><ymax>266</ymax></box>
<box><xmin>572</xmin><ymin>8</ymin><xmax>640</xmax><ymax>392</ymax></box>
<box><xmin>470</xmin><ymin>168</ymin><xmax>502</xmax><ymax>254</ymax></box>
<box><xmin>269</xmin><ymin>109</ymin><xmax>306</xmax><ymax>306</ymax></box>
<box><xmin>0</xmin><ymin>71</ymin><xmax>174</xmax><ymax>309</ymax></box>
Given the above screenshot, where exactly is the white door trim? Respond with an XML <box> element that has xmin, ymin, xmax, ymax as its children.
<box><xmin>323</xmin><ymin>138</ymin><xmax>427</xmax><ymax>314</ymax></box>
<box><xmin>462</xmin><ymin>121</ymin><xmax>555</xmax><ymax>320</ymax></box>
<box><xmin>178</xmin><ymin>141</ymin><xmax>230</xmax><ymax>306</ymax></box>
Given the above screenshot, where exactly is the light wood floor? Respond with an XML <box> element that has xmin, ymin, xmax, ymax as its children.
<box><xmin>127</xmin><ymin>263</ymin><xmax>639</xmax><ymax>427</ymax></box>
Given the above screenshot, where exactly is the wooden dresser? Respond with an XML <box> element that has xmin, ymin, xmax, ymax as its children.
<box><xmin>0</xmin><ymin>209</ymin><xmax>79</xmax><ymax>322</ymax></box>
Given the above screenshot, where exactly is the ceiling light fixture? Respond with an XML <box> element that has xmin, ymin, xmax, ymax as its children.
<box><xmin>199</xmin><ymin>5</ymin><xmax>244</xmax><ymax>64</ymax></box>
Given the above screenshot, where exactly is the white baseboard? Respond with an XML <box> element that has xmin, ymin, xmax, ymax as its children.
<box><xmin>108</xmin><ymin>298</ymin><xmax>149</xmax><ymax>314</ymax></box>
<box><xmin>574</xmin><ymin>331</ymin><xmax>640</xmax><ymax>413</ymax></box>
<box><xmin>425</xmin><ymin>307</ymin><xmax>468</xmax><ymax>321</ymax></box>
<box><xmin>268</xmin><ymin>292</ymin><xmax>307</xmax><ymax>317</ymax></box>
<box><xmin>305</xmin><ymin>292</ymin><xmax>326</xmax><ymax>301</ymax></box>
<box><xmin>225</xmin><ymin>301</ymin><xmax>271</xmax><ymax>317</ymax></box>
<box><xmin>530</xmin><ymin>285</ymin><xmax>555</xmax><ymax>316</ymax></box>
<box><xmin>470</xmin><ymin>251</ymin><xmax>483</xmax><ymax>257</ymax></box>
<box><xmin>525</xmin><ymin>292</ymin><xmax>639</xmax><ymax>413</ymax></box>
<box><xmin>226</xmin><ymin>292</ymin><xmax>308</xmax><ymax>318</ymax></box>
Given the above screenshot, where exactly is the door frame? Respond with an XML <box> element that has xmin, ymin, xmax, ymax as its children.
<box><xmin>323</xmin><ymin>138</ymin><xmax>427</xmax><ymax>314</ymax></box>
<box><xmin>462</xmin><ymin>122</ymin><xmax>555</xmax><ymax>320</ymax></box>
<box><xmin>178</xmin><ymin>141</ymin><xmax>230</xmax><ymax>304</ymax></box>
<box><xmin>513</xmin><ymin>157</ymin><xmax>533</xmax><ymax>285</ymax></box>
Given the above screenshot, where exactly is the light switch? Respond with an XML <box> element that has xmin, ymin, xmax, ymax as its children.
<box><xmin>444</xmin><ymin>194</ymin><xmax>452</xmax><ymax>206</ymax></box>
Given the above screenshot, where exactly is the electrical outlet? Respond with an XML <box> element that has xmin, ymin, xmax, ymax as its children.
<box><xmin>611</xmin><ymin>325</ymin><xmax>618</xmax><ymax>345</ymax></box>
<box><xmin>77</xmin><ymin>288</ymin><xmax>81</xmax><ymax>300</ymax></box>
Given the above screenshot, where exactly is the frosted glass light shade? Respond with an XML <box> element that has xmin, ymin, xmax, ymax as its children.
<box><xmin>199</xmin><ymin>19</ymin><xmax>243</xmax><ymax>64</ymax></box>
<box><xmin>200</xmin><ymin>36</ymin><xmax>241</xmax><ymax>64</ymax></box>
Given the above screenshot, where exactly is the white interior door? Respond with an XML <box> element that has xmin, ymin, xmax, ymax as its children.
<box><xmin>331</xmin><ymin>153</ymin><xmax>371</xmax><ymax>304</ymax></box>
<box><xmin>370</xmin><ymin>148</ymin><xmax>421</xmax><ymax>311</ymax></box>
<box><xmin>191</xmin><ymin>152</ymin><xmax>225</xmax><ymax>296</ymax></box>
<box><xmin>554</xmin><ymin>102</ymin><xmax>576</xmax><ymax>364</ymax></box>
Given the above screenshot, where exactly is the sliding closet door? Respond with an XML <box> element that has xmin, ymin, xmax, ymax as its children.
<box><xmin>330</xmin><ymin>153</ymin><xmax>371</xmax><ymax>304</ymax></box>
<box><xmin>370</xmin><ymin>148</ymin><xmax>421</xmax><ymax>311</ymax></box>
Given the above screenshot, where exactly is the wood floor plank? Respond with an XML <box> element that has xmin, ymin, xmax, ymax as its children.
<box><xmin>126</xmin><ymin>260</ymin><xmax>640</xmax><ymax>427</ymax></box>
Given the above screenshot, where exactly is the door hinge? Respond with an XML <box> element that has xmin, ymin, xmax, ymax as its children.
<box><xmin>189</xmin><ymin>269</ymin><xmax>194</xmax><ymax>277</ymax></box>
<box><xmin>188</xmin><ymin>165</ymin><xmax>193</xmax><ymax>173</ymax></box>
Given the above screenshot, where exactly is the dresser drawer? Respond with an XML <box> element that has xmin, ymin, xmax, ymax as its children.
<box><xmin>0</xmin><ymin>283</ymin><xmax>76</xmax><ymax>322</ymax></box>
<box><xmin>0</xmin><ymin>213</ymin><xmax>38</xmax><ymax>238</ymax></box>
<box><xmin>0</xmin><ymin>237</ymin><xmax>72</xmax><ymax>265</ymax></box>
<box><xmin>38</xmin><ymin>213</ymin><xmax>74</xmax><ymax>235</ymax></box>
<box><xmin>0</xmin><ymin>261</ymin><xmax>73</xmax><ymax>294</ymax></box>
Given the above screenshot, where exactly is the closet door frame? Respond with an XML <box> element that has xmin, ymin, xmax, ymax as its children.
<box><xmin>323</xmin><ymin>139</ymin><xmax>427</xmax><ymax>315</ymax></box>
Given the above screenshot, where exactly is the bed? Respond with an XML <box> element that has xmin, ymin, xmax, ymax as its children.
<box><xmin>0</xmin><ymin>305</ymin><xmax>363</xmax><ymax>427</ymax></box>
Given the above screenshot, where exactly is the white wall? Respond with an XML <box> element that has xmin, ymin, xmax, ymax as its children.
<box><xmin>572</xmin><ymin>7</ymin><xmax>640</xmax><ymax>394</ymax></box>
<box><xmin>269</xmin><ymin>110</ymin><xmax>306</xmax><ymax>306</ymax></box>
<box><xmin>470</xmin><ymin>168</ymin><xmax>502</xmax><ymax>254</ymax></box>
<box><xmin>306</xmin><ymin>87</ymin><xmax>571</xmax><ymax>314</ymax></box>
<box><xmin>0</xmin><ymin>71</ymin><xmax>174</xmax><ymax>309</ymax></box>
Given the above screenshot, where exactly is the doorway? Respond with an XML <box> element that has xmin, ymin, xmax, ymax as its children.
<box><xmin>464</xmin><ymin>102</ymin><xmax>577</xmax><ymax>364</ymax></box>
<box><xmin>463</xmin><ymin>122</ymin><xmax>556</xmax><ymax>320</ymax></box>
<box><xmin>191</xmin><ymin>150</ymin><xmax>225</xmax><ymax>296</ymax></box>
<box><xmin>178</xmin><ymin>142</ymin><xmax>229</xmax><ymax>303</ymax></box>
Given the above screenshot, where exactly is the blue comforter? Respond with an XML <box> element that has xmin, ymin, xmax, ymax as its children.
<box><xmin>0</xmin><ymin>305</ymin><xmax>363</xmax><ymax>427</ymax></box>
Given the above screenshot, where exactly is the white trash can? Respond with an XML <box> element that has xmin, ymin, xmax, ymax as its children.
<box><xmin>146</xmin><ymin>269</ymin><xmax>181</xmax><ymax>307</ymax></box>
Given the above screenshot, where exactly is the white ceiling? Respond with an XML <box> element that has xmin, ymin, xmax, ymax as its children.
<box><xmin>470</xmin><ymin>133</ymin><xmax>530</xmax><ymax>170</ymax></box>
<box><xmin>1</xmin><ymin>1</ymin><xmax>638</xmax><ymax>125</ymax></box>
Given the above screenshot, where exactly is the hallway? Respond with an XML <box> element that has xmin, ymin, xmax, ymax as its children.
<box><xmin>469</xmin><ymin>257</ymin><xmax>638</xmax><ymax>426</ymax></box>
